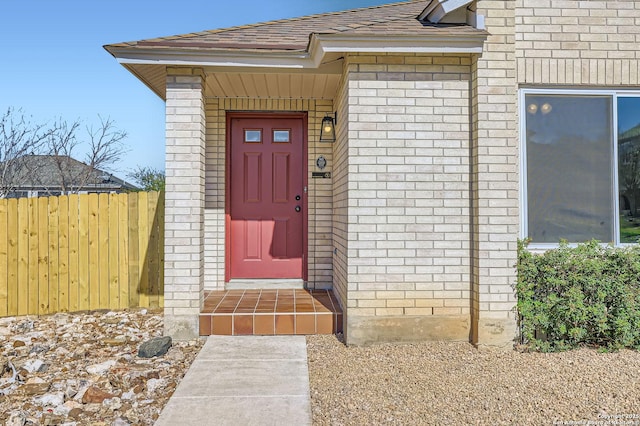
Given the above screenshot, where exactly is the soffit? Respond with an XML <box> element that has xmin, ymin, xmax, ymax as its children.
<box><xmin>126</xmin><ymin>62</ymin><xmax>343</xmax><ymax>100</ymax></box>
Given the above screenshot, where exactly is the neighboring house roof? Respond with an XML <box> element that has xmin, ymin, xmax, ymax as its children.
<box><xmin>104</xmin><ymin>0</ymin><xmax>487</xmax><ymax>100</ymax></box>
<box><xmin>5</xmin><ymin>155</ymin><xmax>138</xmax><ymax>192</ymax></box>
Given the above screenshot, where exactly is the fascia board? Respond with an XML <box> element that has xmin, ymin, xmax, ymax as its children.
<box><xmin>105</xmin><ymin>46</ymin><xmax>314</xmax><ymax>69</ymax></box>
<box><xmin>310</xmin><ymin>33</ymin><xmax>486</xmax><ymax>66</ymax></box>
<box><xmin>106</xmin><ymin>31</ymin><xmax>486</xmax><ymax>76</ymax></box>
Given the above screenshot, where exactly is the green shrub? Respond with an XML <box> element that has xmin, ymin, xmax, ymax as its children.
<box><xmin>516</xmin><ymin>239</ymin><xmax>640</xmax><ymax>352</ymax></box>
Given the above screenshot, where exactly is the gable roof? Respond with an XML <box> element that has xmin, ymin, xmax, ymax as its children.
<box><xmin>106</xmin><ymin>1</ymin><xmax>481</xmax><ymax>54</ymax></box>
<box><xmin>5</xmin><ymin>155</ymin><xmax>138</xmax><ymax>192</ymax></box>
<box><xmin>105</xmin><ymin>1</ymin><xmax>487</xmax><ymax>100</ymax></box>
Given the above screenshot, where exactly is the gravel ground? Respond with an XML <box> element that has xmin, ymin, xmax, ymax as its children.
<box><xmin>307</xmin><ymin>334</ymin><xmax>640</xmax><ymax>426</ymax></box>
<box><xmin>0</xmin><ymin>310</ymin><xmax>202</xmax><ymax>426</ymax></box>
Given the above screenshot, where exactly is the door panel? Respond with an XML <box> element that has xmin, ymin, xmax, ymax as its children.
<box><xmin>244</xmin><ymin>153</ymin><xmax>262</xmax><ymax>203</ymax></box>
<box><xmin>272</xmin><ymin>153</ymin><xmax>290</xmax><ymax>203</ymax></box>
<box><xmin>230</xmin><ymin>116</ymin><xmax>304</xmax><ymax>279</ymax></box>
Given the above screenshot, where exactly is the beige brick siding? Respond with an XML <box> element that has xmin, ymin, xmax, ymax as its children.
<box><xmin>164</xmin><ymin>68</ymin><xmax>206</xmax><ymax>338</ymax></box>
<box><xmin>332</xmin><ymin>61</ymin><xmax>350</xmax><ymax>313</ymax></box>
<box><xmin>516</xmin><ymin>0</ymin><xmax>640</xmax><ymax>85</ymax></box>
<box><xmin>470</xmin><ymin>1</ymin><xmax>519</xmax><ymax>344</ymax></box>
<box><xmin>203</xmin><ymin>98</ymin><xmax>334</xmax><ymax>290</ymax></box>
<box><xmin>341</xmin><ymin>53</ymin><xmax>473</xmax><ymax>319</ymax></box>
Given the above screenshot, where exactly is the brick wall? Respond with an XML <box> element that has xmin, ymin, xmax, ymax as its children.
<box><xmin>470</xmin><ymin>1</ymin><xmax>519</xmax><ymax>348</ymax></box>
<box><xmin>332</xmin><ymin>61</ymin><xmax>350</xmax><ymax>314</ymax></box>
<box><xmin>164</xmin><ymin>68</ymin><xmax>206</xmax><ymax>340</ymax></box>
<box><xmin>203</xmin><ymin>98</ymin><xmax>334</xmax><ymax>290</ymax></box>
<box><xmin>341</xmin><ymin>53</ymin><xmax>474</xmax><ymax>343</ymax></box>
<box><xmin>516</xmin><ymin>0</ymin><xmax>640</xmax><ymax>85</ymax></box>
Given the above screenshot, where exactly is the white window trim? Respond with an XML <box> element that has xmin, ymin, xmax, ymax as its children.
<box><xmin>520</xmin><ymin>88</ymin><xmax>640</xmax><ymax>248</ymax></box>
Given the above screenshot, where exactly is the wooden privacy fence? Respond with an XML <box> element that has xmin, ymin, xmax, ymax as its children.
<box><xmin>0</xmin><ymin>191</ymin><xmax>164</xmax><ymax>317</ymax></box>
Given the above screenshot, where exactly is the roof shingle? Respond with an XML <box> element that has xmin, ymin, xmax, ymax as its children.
<box><xmin>106</xmin><ymin>1</ymin><xmax>480</xmax><ymax>53</ymax></box>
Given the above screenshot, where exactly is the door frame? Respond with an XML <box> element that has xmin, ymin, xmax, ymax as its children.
<box><xmin>225</xmin><ymin>111</ymin><xmax>309</xmax><ymax>283</ymax></box>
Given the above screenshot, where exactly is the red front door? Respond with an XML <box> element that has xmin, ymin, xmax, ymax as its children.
<box><xmin>229</xmin><ymin>115</ymin><xmax>305</xmax><ymax>279</ymax></box>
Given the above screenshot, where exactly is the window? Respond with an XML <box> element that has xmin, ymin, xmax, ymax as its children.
<box><xmin>273</xmin><ymin>130</ymin><xmax>290</xmax><ymax>143</ymax></box>
<box><xmin>244</xmin><ymin>130</ymin><xmax>262</xmax><ymax>143</ymax></box>
<box><xmin>522</xmin><ymin>90</ymin><xmax>640</xmax><ymax>245</ymax></box>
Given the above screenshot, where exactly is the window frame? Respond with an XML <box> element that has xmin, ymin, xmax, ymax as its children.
<box><xmin>520</xmin><ymin>88</ymin><xmax>640</xmax><ymax>248</ymax></box>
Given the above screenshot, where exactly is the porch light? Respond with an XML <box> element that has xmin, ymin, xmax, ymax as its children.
<box><xmin>319</xmin><ymin>112</ymin><xmax>337</xmax><ymax>143</ymax></box>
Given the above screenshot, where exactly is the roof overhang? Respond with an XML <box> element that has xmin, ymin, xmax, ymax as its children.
<box><xmin>105</xmin><ymin>45</ymin><xmax>313</xmax><ymax>69</ymax></box>
<box><xmin>106</xmin><ymin>30</ymin><xmax>486</xmax><ymax>70</ymax></box>
<box><xmin>105</xmin><ymin>29</ymin><xmax>487</xmax><ymax>100</ymax></box>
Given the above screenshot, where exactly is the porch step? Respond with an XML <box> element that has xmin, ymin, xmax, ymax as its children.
<box><xmin>199</xmin><ymin>289</ymin><xmax>343</xmax><ymax>336</ymax></box>
<box><xmin>226</xmin><ymin>279</ymin><xmax>304</xmax><ymax>290</ymax></box>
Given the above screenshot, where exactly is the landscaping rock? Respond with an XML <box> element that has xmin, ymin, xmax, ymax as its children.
<box><xmin>22</xmin><ymin>359</ymin><xmax>45</xmax><ymax>374</ymax></box>
<box><xmin>20</xmin><ymin>377</ymin><xmax>50</xmax><ymax>395</ymax></box>
<box><xmin>0</xmin><ymin>310</ymin><xmax>202</xmax><ymax>426</ymax></box>
<box><xmin>5</xmin><ymin>411</ymin><xmax>26</xmax><ymax>426</ymax></box>
<box><xmin>86</xmin><ymin>360</ymin><xmax>116</xmax><ymax>375</ymax></box>
<box><xmin>82</xmin><ymin>386</ymin><xmax>117</xmax><ymax>404</ymax></box>
<box><xmin>137</xmin><ymin>336</ymin><xmax>172</xmax><ymax>358</ymax></box>
<box><xmin>34</xmin><ymin>391</ymin><xmax>65</xmax><ymax>407</ymax></box>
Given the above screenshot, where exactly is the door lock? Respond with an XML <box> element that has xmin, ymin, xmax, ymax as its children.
<box><xmin>295</xmin><ymin>195</ymin><xmax>301</xmax><ymax>201</ymax></box>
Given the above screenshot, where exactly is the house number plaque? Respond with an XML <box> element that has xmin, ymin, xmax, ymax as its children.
<box><xmin>312</xmin><ymin>172</ymin><xmax>331</xmax><ymax>179</ymax></box>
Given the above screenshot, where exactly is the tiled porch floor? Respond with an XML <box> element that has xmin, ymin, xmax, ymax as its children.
<box><xmin>199</xmin><ymin>289</ymin><xmax>343</xmax><ymax>336</ymax></box>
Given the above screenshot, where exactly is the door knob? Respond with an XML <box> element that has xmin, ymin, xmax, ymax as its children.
<box><xmin>295</xmin><ymin>206</ymin><xmax>301</xmax><ymax>212</ymax></box>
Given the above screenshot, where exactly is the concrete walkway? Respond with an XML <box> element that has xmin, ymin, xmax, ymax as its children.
<box><xmin>155</xmin><ymin>336</ymin><xmax>312</xmax><ymax>426</ymax></box>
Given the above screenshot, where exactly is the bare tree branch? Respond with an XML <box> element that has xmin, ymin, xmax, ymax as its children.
<box><xmin>44</xmin><ymin>115</ymin><xmax>128</xmax><ymax>194</ymax></box>
<box><xmin>0</xmin><ymin>108</ymin><xmax>55</xmax><ymax>198</ymax></box>
<box><xmin>0</xmin><ymin>109</ymin><xmax>129</xmax><ymax>197</ymax></box>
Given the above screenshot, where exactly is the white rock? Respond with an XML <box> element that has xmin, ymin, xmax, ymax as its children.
<box><xmin>53</xmin><ymin>403</ymin><xmax>72</xmax><ymax>416</ymax></box>
<box><xmin>54</xmin><ymin>313</ymin><xmax>70</xmax><ymax>326</ymax></box>
<box><xmin>103</xmin><ymin>397</ymin><xmax>122</xmax><ymax>411</ymax></box>
<box><xmin>121</xmin><ymin>390</ymin><xmax>135</xmax><ymax>400</ymax></box>
<box><xmin>112</xmin><ymin>417</ymin><xmax>131</xmax><ymax>426</ymax></box>
<box><xmin>33</xmin><ymin>391</ymin><xmax>65</xmax><ymax>407</ymax></box>
<box><xmin>145</xmin><ymin>378</ymin><xmax>166</xmax><ymax>393</ymax></box>
<box><xmin>5</xmin><ymin>411</ymin><xmax>27</xmax><ymax>426</ymax></box>
<box><xmin>55</xmin><ymin>346</ymin><xmax>70</xmax><ymax>357</ymax></box>
<box><xmin>73</xmin><ymin>384</ymin><xmax>90</xmax><ymax>402</ymax></box>
<box><xmin>23</xmin><ymin>359</ymin><xmax>45</xmax><ymax>373</ymax></box>
<box><xmin>64</xmin><ymin>400</ymin><xmax>82</xmax><ymax>410</ymax></box>
<box><xmin>86</xmin><ymin>360</ymin><xmax>116</xmax><ymax>375</ymax></box>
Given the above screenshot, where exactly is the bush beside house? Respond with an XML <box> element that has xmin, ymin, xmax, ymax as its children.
<box><xmin>516</xmin><ymin>240</ymin><xmax>640</xmax><ymax>352</ymax></box>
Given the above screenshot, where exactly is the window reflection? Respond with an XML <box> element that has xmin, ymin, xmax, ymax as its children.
<box><xmin>618</xmin><ymin>97</ymin><xmax>640</xmax><ymax>243</ymax></box>
<box><xmin>525</xmin><ymin>94</ymin><xmax>613</xmax><ymax>243</ymax></box>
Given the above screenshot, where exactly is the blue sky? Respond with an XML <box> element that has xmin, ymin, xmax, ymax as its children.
<box><xmin>0</xmin><ymin>0</ymin><xmax>392</xmax><ymax>177</ymax></box>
